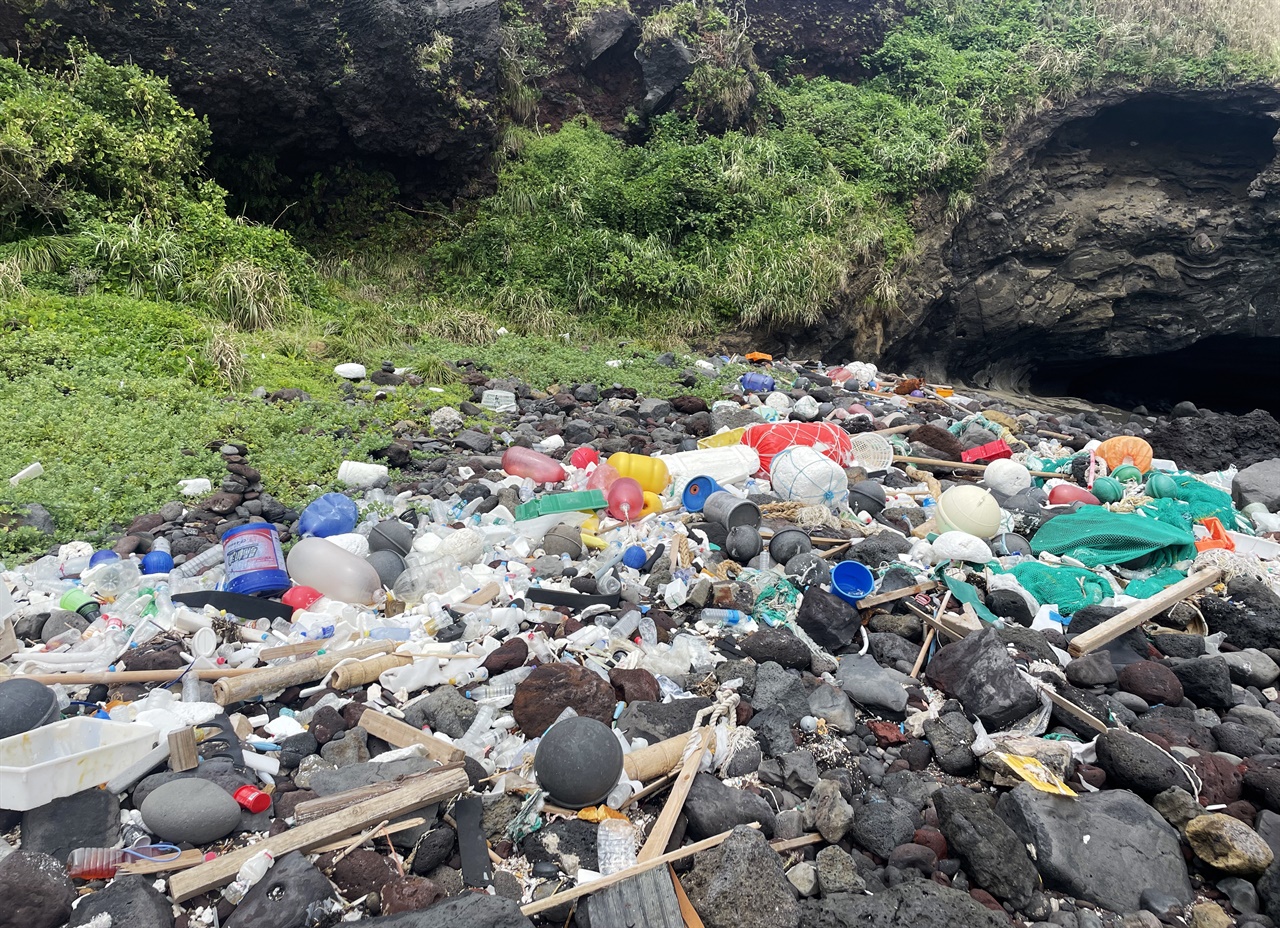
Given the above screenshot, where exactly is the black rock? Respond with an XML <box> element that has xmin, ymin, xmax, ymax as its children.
<box><xmin>224</xmin><ymin>852</ymin><xmax>336</xmax><ymax>928</ymax></box>
<box><xmin>362</xmin><ymin>894</ymin><xmax>533</xmax><ymax>927</ymax></box>
<box><xmin>798</xmin><ymin>879</ymin><xmax>1007</xmax><ymax>928</ymax></box>
<box><xmin>21</xmin><ymin>789</ymin><xmax>119</xmax><ymax>862</ymax></box>
<box><xmin>1095</xmin><ymin>729</ymin><xmax>1195</xmax><ymax>796</ymax></box>
<box><xmin>1153</xmin><ymin>634</ymin><xmax>1207</xmax><ymax>659</ymax></box>
<box><xmin>748</xmin><ymin>705</ymin><xmax>798</xmax><ymax>757</ymax></box>
<box><xmin>617</xmin><ymin>698</ymin><xmax>713</xmax><ymax>743</ymax></box>
<box><xmin>0</xmin><ymin>851</ymin><xmax>75</xmax><ymax>928</ymax></box>
<box><xmin>67</xmin><ymin>875</ymin><xmax>173</xmax><ymax>928</ymax></box>
<box><xmin>521</xmin><ymin>818</ymin><xmax>599</xmax><ymax>871</ymax></box>
<box><xmin>934</xmin><ymin>787</ymin><xmax>1038</xmax><ymax>909</ymax></box>
<box><xmin>850</xmin><ymin>801</ymin><xmax>914</xmax><ymax>859</ymax></box>
<box><xmin>753</xmin><ymin>662</ymin><xmax>811</xmax><ymax>724</ymax></box>
<box><xmin>796</xmin><ymin>587</ymin><xmax>860</xmax><ymax>651</ymax></box>
<box><xmin>685</xmin><ymin>773</ymin><xmax>776</xmax><ymax>839</ymax></box>
<box><xmin>922</xmin><ymin>713</ymin><xmax>977</xmax><ymax>776</ymax></box>
<box><xmin>1213</xmin><ymin>722</ymin><xmax>1264</xmax><ymax>759</ymax></box>
<box><xmin>411</xmin><ymin>826</ymin><xmax>457</xmax><ymax>876</ymax></box>
<box><xmin>739</xmin><ymin>626</ymin><xmax>811</xmax><ymax>670</ymax></box>
<box><xmin>925</xmin><ymin>627</ymin><xmax>1040</xmax><ymax>729</ymax></box>
<box><xmin>1065</xmin><ymin>650</ymin><xmax>1117</xmax><ymax>687</ymax></box>
<box><xmin>1170</xmin><ymin>656</ymin><xmax>1234</xmax><ymax>709</ymax></box>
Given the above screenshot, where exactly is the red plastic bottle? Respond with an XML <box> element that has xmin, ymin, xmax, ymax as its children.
<box><xmin>502</xmin><ymin>446</ymin><xmax>566</xmax><ymax>484</ymax></box>
<box><xmin>607</xmin><ymin>478</ymin><xmax>645</xmax><ymax>521</ymax></box>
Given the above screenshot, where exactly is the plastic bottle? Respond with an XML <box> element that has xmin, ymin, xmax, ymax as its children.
<box><xmin>466</xmin><ymin>665</ymin><xmax>535</xmax><ymax>702</ymax></box>
<box><xmin>286</xmin><ymin>537</ymin><xmax>382</xmax><ymax>605</ymax></box>
<box><xmin>700</xmin><ymin>608</ymin><xmax>749</xmax><ymax>627</ymax></box>
<box><xmin>66</xmin><ymin>845</ymin><xmax>179</xmax><ymax>880</ymax></box>
<box><xmin>80</xmin><ymin>558</ymin><xmax>142</xmax><ymax>600</ymax></box>
<box><xmin>296</xmin><ymin>493</ymin><xmax>359</xmax><ymax>538</ymax></box>
<box><xmin>170</xmin><ymin>544</ymin><xmax>225</xmax><ymax>580</ymax></box>
<box><xmin>223</xmin><ymin>849</ymin><xmax>275</xmax><ymax>904</ymax></box>
<box><xmin>394</xmin><ymin>558</ymin><xmax>460</xmax><ymax>605</ymax></box>
<box><xmin>587</xmin><ymin>462</ymin><xmax>620</xmax><ymax>492</ymax></box>
<box><xmin>607</xmin><ymin>478</ymin><xmax>644</xmax><ymax>522</ymax></box>
<box><xmin>596</xmin><ymin>819</ymin><xmax>637</xmax><ymax>875</ymax></box>
<box><xmin>637</xmin><ymin>616</ymin><xmax>658</xmax><ymax>647</ymax></box>
<box><xmin>501</xmin><ymin>446</ymin><xmax>566</xmax><ymax>484</ymax></box>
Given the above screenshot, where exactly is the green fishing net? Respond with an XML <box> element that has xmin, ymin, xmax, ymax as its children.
<box><xmin>1030</xmin><ymin>508</ymin><xmax>1197</xmax><ymax>568</ymax></box>
<box><xmin>1123</xmin><ymin>567</ymin><xmax>1188</xmax><ymax>599</ymax></box>
<box><xmin>1007</xmin><ymin>561</ymin><xmax>1111</xmax><ymax>615</ymax></box>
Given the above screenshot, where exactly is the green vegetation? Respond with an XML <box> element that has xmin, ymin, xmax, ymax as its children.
<box><xmin>2</xmin><ymin>0</ymin><xmax>1278</xmax><ymax>557</ymax></box>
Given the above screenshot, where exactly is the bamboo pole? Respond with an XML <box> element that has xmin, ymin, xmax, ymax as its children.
<box><xmin>328</xmin><ymin>653</ymin><xmax>413</xmax><ymax>690</ymax></box>
<box><xmin>1</xmin><ymin>666</ymin><xmax>258</xmax><ymax>686</ymax></box>
<box><xmin>893</xmin><ymin>455</ymin><xmax>1071</xmax><ymax>481</ymax></box>
<box><xmin>212</xmin><ymin>641</ymin><xmax>394</xmax><ymax>705</ymax></box>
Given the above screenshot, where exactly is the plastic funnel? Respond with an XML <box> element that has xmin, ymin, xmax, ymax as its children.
<box><xmin>682</xmin><ymin>475</ymin><xmax>723</xmax><ymax>512</ymax></box>
<box><xmin>830</xmin><ymin>561</ymin><xmax>876</xmax><ymax>605</ymax></box>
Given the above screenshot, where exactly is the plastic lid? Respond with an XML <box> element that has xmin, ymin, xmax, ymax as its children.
<box><xmin>233</xmin><ymin>784</ymin><xmax>272</xmax><ymax>814</ymax></box>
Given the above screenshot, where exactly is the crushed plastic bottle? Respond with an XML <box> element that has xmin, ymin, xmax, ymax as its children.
<box><xmin>223</xmin><ymin>849</ymin><xmax>274</xmax><ymax>904</ymax></box>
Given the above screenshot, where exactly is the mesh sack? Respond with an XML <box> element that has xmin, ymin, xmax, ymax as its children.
<box><xmin>1124</xmin><ymin>567</ymin><xmax>1188</xmax><ymax>599</ymax></box>
<box><xmin>1008</xmin><ymin>561</ymin><xmax>1111</xmax><ymax>615</ymax></box>
<box><xmin>1030</xmin><ymin>508</ymin><xmax>1197</xmax><ymax>568</ymax></box>
<box><xmin>1168</xmin><ymin>475</ymin><xmax>1240</xmax><ymax>530</ymax></box>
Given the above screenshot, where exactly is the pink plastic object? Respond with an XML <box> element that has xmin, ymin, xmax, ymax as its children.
<box><xmin>1048</xmin><ymin>484</ymin><xmax>1101</xmax><ymax>506</ymax></box>
<box><xmin>502</xmin><ymin>446</ymin><xmax>566</xmax><ymax>484</ymax></box>
<box><xmin>741</xmin><ymin>423</ymin><xmax>855</xmax><ymax>477</ymax></box>
<box><xmin>570</xmin><ymin>446</ymin><xmax>599</xmax><ymax>469</ymax></box>
<box><xmin>587</xmin><ymin>462</ymin><xmax>620</xmax><ymax>491</ymax></box>
<box><xmin>607</xmin><ymin>478</ymin><xmax>645</xmax><ymax>521</ymax></box>
<box><xmin>960</xmin><ymin>439</ymin><xmax>1013</xmax><ymax>463</ymax></box>
<box><xmin>281</xmin><ymin>586</ymin><xmax>323</xmax><ymax>611</ymax></box>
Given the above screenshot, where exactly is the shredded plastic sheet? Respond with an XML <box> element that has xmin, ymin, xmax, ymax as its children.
<box><xmin>1030</xmin><ymin>508</ymin><xmax>1197</xmax><ymax>568</ymax></box>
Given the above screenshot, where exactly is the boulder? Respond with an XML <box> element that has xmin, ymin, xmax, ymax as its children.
<box><xmin>681</xmin><ymin>826</ymin><xmax>800</xmax><ymax>928</ymax></box>
<box><xmin>797</xmin><ymin>880</ymin><xmax>1008</xmax><ymax>928</ymax></box>
<box><xmin>925</xmin><ymin>627</ymin><xmax>1040</xmax><ymax>729</ymax></box>
<box><xmin>933</xmin><ymin>787</ymin><xmax>1038</xmax><ymax>909</ymax></box>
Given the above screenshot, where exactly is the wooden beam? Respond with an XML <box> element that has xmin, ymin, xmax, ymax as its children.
<box><xmin>670</xmin><ymin>865</ymin><xmax>706</xmax><ymax>928</ymax></box>
<box><xmin>909</xmin><ymin>627</ymin><xmax>937</xmax><ymax>680</ymax></box>
<box><xmin>355</xmin><ymin>707</ymin><xmax>465</xmax><ymax>764</ymax></box>
<box><xmin>1043</xmin><ymin>688</ymin><xmax>1109</xmax><ymax>734</ymax></box>
<box><xmin>168</xmin><ymin>764</ymin><xmax>468</xmax><ymax>902</ymax></box>
<box><xmin>167</xmin><ymin>728</ymin><xmax>199</xmax><ymax>773</ymax></box>
<box><xmin>259</xmin><ymin>639</ymin><xmax>332</xmax><ymax>661</ymax></box>
<box><xmin>212</xmin><ymin>641</ymin><xmax>394</xmax><ymax>705</ymax></box>
<box><xmin>856</xmin><ymin>581</ymin><xmax>937</xmax><ymax>610</ymax></box>
<box><xmin>520</xmin><ymin>825</ymin><xmax>757</xmax><ymax>917</ymax></box>
<box><xmin>294</xmin><ymin>772</ymin><xmax>436</xmax><ymax>823</ymax></box>
<box><xmin>310</xmin><ymin>818</ymin><xmax>425</xmax><ymax>853</ymax></box>
<box><xmin>1067</xmin><ymin>569</ymin><xmax>1223</xmax><ymax>657</ymax></box>
<box><xmin>638</xmin><ymin>729</ymin><xmax>711</xmax><ymax>862</ymax></box>
<box><xmin>2</xmin><ymin>667</ymin><xmax>257</xmax><ymax>686</ymax></box>
<box><xmin>893</xmin><ymin>455</ymin><xmax>1070</xmax><ymax>481</ymax></box>
<box><xmin>769</xmin><ymin>833</ymin><xmax>824</xmax><ymax>853</ymax></box>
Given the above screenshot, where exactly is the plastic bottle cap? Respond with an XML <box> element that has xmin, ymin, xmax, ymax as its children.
<box><xmin>233</xmin><ymin>784</ymin><xmax>272</xmax><ymax>814</ymax></box>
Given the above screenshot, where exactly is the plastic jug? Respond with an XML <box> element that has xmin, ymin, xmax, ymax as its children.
<box><xmin>296</xmin><ymin>493</ymin><xmax>359</xmax><ymax>538</ymax></box>
<box><xmin>286</xmin><ymin>538</ymin><xmax>382</xmax><ymax>605</ymax></box>
<box><xmin>502</xmin><ymin>446</ymin><xmax>566</xmax><ymax>484</ymax></box>
<box><xmin>606</xmin><ymin>453</ymin><xmax>670</xmax><ymax>494</ymax></box>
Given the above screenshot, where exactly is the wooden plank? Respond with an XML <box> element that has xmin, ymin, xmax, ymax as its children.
<box><xmin>909</xmin><ymin>627</ymin><xmax>936</xmax><ymax>680</ymax></box>
<box><xmin>1044</xmin><ymin>688</ymin><xmax>1109</xmax><ymax>734</ymax></box>
<box><xmin>212</xmin><ymin>641</ymin><xmax>394</xmax><ymax>705</ymax></box>
<box><xmin>0</xmin><ymin>618</ymin><xmax>19</xmax><ymax>662</ymax></box>
<box><xmin>167</xmin><ymin>727</ymin><xmax>199</xmax><ymax>772</ymax></box>
<box><xmin>769</xmin><ymin>833</ymin><xmax>824</xmax><ymax>853</ymax></box>
<box><xmin>893</xmin><ymin>455</ymin><xmax>1070</xmax><ymax>481</ymax></box>
<box><xmin>520</xmin><ymin>826</ymin><xmax>756</xmax><ymax>917</ymax></box>
<box><xmin>670</xmin><ymin>864</ymin><xmax>706</xmax><ymax>928</ymax></box>
<box><xmin>259</xmin><ymin>639</ymin><xmax>332</xmax><ymax>661</ymax></box>
<box><xmin>295</xmin><ymin>772</ymin><xmax>435</xmax><ymax>823</ymax></box>
<box><xmin>857</xmin><ymin>581</ymin><xmax>937</xmax><ymax>610</ymax></box>
<box><xmin>355</xmin><ymin>707</ymin><xmax>465</xmax><ymax>764</ymax></box>
<box><xmin>119</xmin><ymin>849</ymin><xmax>207</xmax><ymax>875</ymax></box>
<box><xmin>168</xmin><ymin>764</ymin><xmax>468</xmax><ymax>902</ymax></box>
<box><xmin>1067</xmin><ymin>569</ymin><xmax>1223</xmax><ymax>657</ymax></box>
<box><xmin>586</xmin><ymin>865</ymin><xmax>684</xmax><ymax>928</ymax></box>
<box><xmin>638</xmin><ymin>729</ymin><xmax>711</xmax><ymax>863</ymax></box>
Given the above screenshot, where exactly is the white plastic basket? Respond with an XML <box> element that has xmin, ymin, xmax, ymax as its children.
<box><xmin>0</xmin><ymin>717</ymin><xmax>157</xmax><ymax>811</ymax></box>
<box><xmin>848</xmin><ymin>433</ymin><xmax>894</xmax><ymax>473</ymax></box>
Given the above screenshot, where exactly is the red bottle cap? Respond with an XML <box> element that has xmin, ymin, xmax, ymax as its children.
<box><xmin>233</xmin><ymin>784</ymin><xmax>272</xmax><ymax>814</ymax></box>
<box><xmin>280</xmin><ymin>586</ymin><xmax>323</xmax><ymax>611</ymax></box>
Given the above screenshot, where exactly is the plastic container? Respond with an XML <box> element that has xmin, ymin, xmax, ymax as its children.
<box><xmin>233</xmin><ymin>784</ymin><xmax>272</xmax><ymax>813</ymax></box>
<box><xmin>223</xmin><ymin>849</ymin><xmax>274</xmax><ymax>904</ymax></box>
<box><xmin>221</xmin><ymin>524</ymin><xmax>290</xmax><ymax>596</ymax></box>
<box><xmin>59</xmin><ymin>588</ymin><xmax>102</xmax><ymax>623</ymax></box>
<box><xmin>961</xmin><ymin>440</ymin><xmax>1013</xmax><ymax>463</ymax></box>
<box><xmin>607</xmin><ymin>478</ymin><xmax>645</xmax><ymax>521</ymax></box>
<box><xmin>702</xmin><ymin>491</ymin><xmax>761</xmax><ymax>529</ymax></box>
<box><xmin>286</xmin><ymin>537</ymin><xmax>383</xmax><ymax>605</ymax></box>
<box><xmin>830</xmin><ymin>560</ymin><xmax>876</xmax><ymax>605</ymax></box>
<box><xmin>659</xmin><ymin>446</ymin><xmax>761</xmax><ymax>495</ymax></box>
<box><xmin>597</xmin><ymin>819</ymin><xmax>638</xmax><ymax>875</ymax></box>
<box><xmin>935</xmin><ymin>485</ymin><xmax>1002</xmax><ymax>539</ymax></box>
<box><xmin>502</xmin><ymin>446</ymin><xmax>566</xmax><ymax>484</ymax></box>
<box><xmin>0</xmin><ymin>717</ymin><xmax>157</xmax><ymax>811</ymax></box>
<box><xmin>607</xmin><ymin>453</ymin><xmax>670</xmax><ymax>494</ymax></box>
<box><xmin>681</xmin><ymin>475</ymin><xmax>723</xmax><ymax>512</ymax></box>
<box><xmin>847</xmin><ymin>432</ymin><xmax>894</xmax><ymax>473</ymax></box>
<box><xmin>169</xmin><ymin>544</ymin><xmax>225</xmax><ymax>580</ymax></box>
<box><xmin>296</xmin><ymin>493</ymin><xmax>359</xmax><ymax>538</ymax></box>
<box><xmin>740</xmin><ymin>372</ymin><xmax>775</xmax><ymax>392</ymax></box>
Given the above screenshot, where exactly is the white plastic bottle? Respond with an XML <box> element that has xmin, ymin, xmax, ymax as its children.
<box><xmin>223</xmin><ymin>849</ymin><xmax>274</xmax><ymax>903</ymax></box>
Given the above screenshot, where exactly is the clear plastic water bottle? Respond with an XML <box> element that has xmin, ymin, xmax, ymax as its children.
<box><xmin>170</xmin><ymin>544</ymin><xmax>225</xmax><ymax>580</ymax></box>
<box><xmin>596</xmin><ymin>819</ymin><xmax>637</xmax><ymax>875</ymax></box>
<box><xmin>223</xmin><ymin>849</ymin><xmax>274</xmax><ymax>903</ymax></box>
<box><xmin>699</xmin><ymin>608</ymin><xmax>748</xmax><ymax>627</ymax></box>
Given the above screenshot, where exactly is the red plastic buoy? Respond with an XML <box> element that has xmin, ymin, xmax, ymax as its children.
<box><xmin>1048</xmin><ymin>484</ymin><xmax>1101</xmax><ymax>507</ymax></box>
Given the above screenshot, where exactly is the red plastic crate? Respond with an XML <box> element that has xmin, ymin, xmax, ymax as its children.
<box><xmin>961</xmin><ymin>439</ymin><xmax>1013</xmax><ymax>463</ymax></box>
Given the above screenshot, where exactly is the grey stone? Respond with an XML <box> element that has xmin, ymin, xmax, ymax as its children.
<box><xmin>685</xmin><ymin>773</ymin><xmax>776</xmax><ymax>840</ymax></box>
<box><xmin>741</xmin><ymin>627</ymin><xmax>812</xmax><ymax>671</ymax></box>
<box><xmin>925</xmin><ymin>627</ymin><xmax>1040</xmax><ymax>729</ymax></box>
<box><xmin>837</xmin><ymin>654</ymin><xmax>908</xmax><ymax>713</ymax></box>
<box><xmin>797</xmin><ymin>880</ymin><xmax>1008</xmax><ymax>928</ymax></box>
<box><xmin>1139</xmin><ymin>887</ymin><xmax>1184</xmax><ymax>921</ymax></box>
<box><xmin>851</xmin><ymin>801</ymin><xmax>914</xmax><ymax>859</ymax></box>
<box><xmin>39</xmin><ymin>610</ymin><xmax>88</xmax><ymax>644</ymax></box>
<box><xmin>0</xmin><ymin>851</ymin><xmax>74</xmax><ymax>928</ymax></box>
<box><xmin>1229</xmin><ymin>705</ymin><xmax>1280</xmax><ymax>741</ymax></box>
<box><xmin>224</xmin><ymin>852</ymin><xmax>337</xmax><ymax>928</ymax></box>
<box><xmin>1218</xmin><ymin>876</ymin><xmax>1260</xmax><ymax>915</ymax></box>
<box><xmin>922</xmin><ymin>713</ymin><xmax>977</xmax><ymax>776</ymax></box>
<box><xmin>67</xmin><ymin>875</ymin><xmax>173</xmax><ymax>928</ymax></box>
<box><xmin>1153</xmin><ymin>786</ymin><xmax>1204</xmax><ymax>833</ymax></box>
<box><xmin>755</xmin><ymin>662</ymin><xmax>812</xmax><ymax>724</ymax></box>
<box><xmin>816</xmin><ymin>845</ymin><xmax>865</xmax><ymax>895</ymax></box>
<box><xmin>1171</xmin><ymin>657</ymin><xmax>1235</xmax><ymax>709</ymax></box>
<box><xmin>403</xmin><ymin>686</ymin><xmax>479</xmax><ymax>739</ymax></box>
<box><xmin>1223</xmin><ymin>649</ymin><xmax>1280</xmax><ymax>689</ymax></box>
<box><xmin>320</xmin><ymin>727</ymin><xmax>371</xmax><ymax>767</ymax></box>
<box><xmin>808</xmin><ymin>684</ymin><xmax>860</xmax><ymax>734</ymax></box>
<box><xmin>139</xmin><ymin>779</ymin><xmax>243</xmax><ymax>845</ymax></box>
<box><xmin>934</xmin><ymin>786</ymin><xmax>1038</xmax><ymax>909</ymax></box>
<box><xmin>996</xmin><ymin>784</ymin><xmax>1192</xmax><ymax>913</ymax></box>
<box><xmin>1213</xmin><ymin>722</ymin><xmax>1264</xmax><ymax>758</ymax></box>
<box><xmin>309</xmin><ymin>757</ymin><xmax>441</xmax><ymax>798</ymax></box>
<box><xmin>808</xmin><ymin>778</ymin><xmax>854</xmax><ymax>844</ymax></box>
<box><xmin>1065</xmin><ymin>650</ymin><xmax>1118</xmax><ymax>687</ymax></box>
<box><xmin>781</xmin><ymin>750</ymin><xmax>820</xmax><ymax>796</ymax></box>
<box><xmin>22</xmin><ymin>788</ymin><xmax>119</xmax><ymax>862</ymax></box>
<box><xmin>749</xmin><ymin>706</ymin><xmax>798</xmax><ymax>757</ymax></box>
<box><xmin>617</xmin><ymin>698</ymin><xmax>713</xmax><ymax>743</ymax></box>
<box><xmin>681</xmin><ymin>826</ymin><xmax>800</xmax><ymax>928</ymax></box>
<box><xmin>1234</xmin><ymin>459</ymin><xmax>1280</xmax><ymax>511</ymax></box>
<box><xmin>1095</xmin><ymin>728</ymin><xmax>1194</xmax><ymax>796</ymax></box>
<box><xmin>788</xmin><ymin>862</ymin><xmax>820</xmax><ymax>897</ymax></box>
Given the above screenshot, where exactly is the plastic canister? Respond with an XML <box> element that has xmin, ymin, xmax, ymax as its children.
<box><xmin>659</xmin><ymin>446</ymin><xmax>761</xmax><ymax>496</ymax></box>
<box><xmin>740</xmin><ymin>372</ymin><xmax>775</xmax><ymax>392</ymax></box>
<box><xmin>935</xmin><ymin>485</ymin><xmax>1002</xmax><ymax>540</ymax></box>
<box><xmin>221</xmin><ymin>524</ymin><xmax>290</xmax><ymax>596</ymax></box>
<box><xmin>286</xmin><ymin>537</ymin><xmax>383</xmax><ymax>605</ymax></box>
<box><xmin>296</xmin><ymin>493</ymin><xmax>359</xmax><ymax>538</ymax></box>
<box><xmin>606</xmin><ymin>453</ymin><xmax>670</xmax><ymax>494</ymax></box>
<box><xmin>702</xmin><ymin>491</ymin><xmax>761</xmax><ymax>529</ymax></box>
<box><xmin>681</xmin><ymin>475</ymin><xmax>723</xmax><ymax>512</ymax></box>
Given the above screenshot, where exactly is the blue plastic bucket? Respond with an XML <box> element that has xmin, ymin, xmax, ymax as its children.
<box><xmin>681</xmin><ymin>475</ymin><xmax>723</xmax><ymax>512</ymax></box>
<box><xmin>221</xmin><ymin>523</ymin><xmax>290</xmax><ymax>596</ymax></box>
<box><xmin>830</xmin><ymin>560</ymin><xmax>876</xmax><ymax>605</ymax></box>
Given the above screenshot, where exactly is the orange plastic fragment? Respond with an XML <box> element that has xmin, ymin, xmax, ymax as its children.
<box><xmin>1095</xmin><ymin>436</ymin><xmax>1153</xmax><ymax>473</ymax></box>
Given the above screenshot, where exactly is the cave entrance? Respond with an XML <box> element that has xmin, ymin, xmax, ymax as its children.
<box><xmin>1028</xmin><ymin>335</ymin><xmax>1280</xmax><ymax>417</ymax></box>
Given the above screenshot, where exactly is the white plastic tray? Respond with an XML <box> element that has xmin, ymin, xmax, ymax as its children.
<box><xmin>0</xmin><ymin>716</ymin><xmax>157</xmax><ymax>811</ymax></box>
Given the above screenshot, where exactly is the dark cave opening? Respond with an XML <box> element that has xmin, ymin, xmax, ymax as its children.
<box><xmin>1028</xmin><ymin>336</ymin><xmax>1280</xmax><ymax>417</ymax></box>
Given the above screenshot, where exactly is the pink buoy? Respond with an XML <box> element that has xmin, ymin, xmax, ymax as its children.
<box><xmin>1048</xmin><ymin>484</ymin><xmax>1101</xmax><ymax>507</ymax></box>
<box><xmin>607</xmin><ymin>478</ymin><xmax>644</xmax><ymax>521</ymax></box>
<box><xmin>502</xmin><ymin>446</ymin><xmax>566</xmax><ymax>484</ymax></box>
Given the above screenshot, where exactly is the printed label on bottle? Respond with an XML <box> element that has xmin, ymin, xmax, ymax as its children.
<box><xmin>224</xmin><ymin>528</ymin><xmax>285</xmax><ymax>575</ymax></box>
